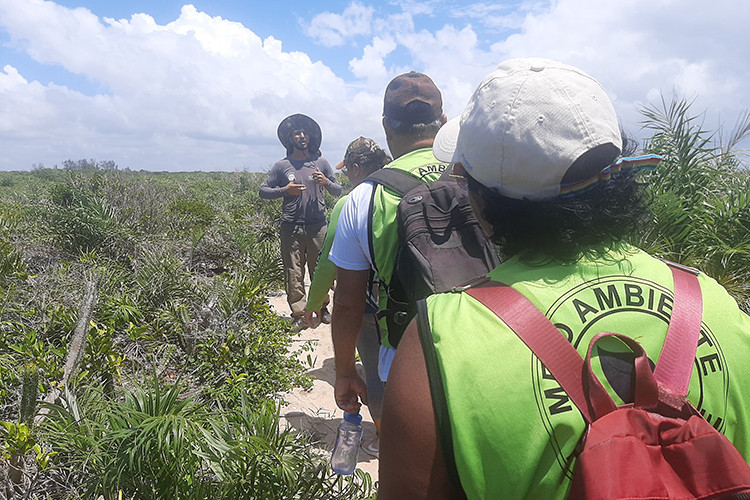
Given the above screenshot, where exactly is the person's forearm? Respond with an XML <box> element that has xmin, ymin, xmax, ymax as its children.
<box><xmin>324</xmin><ymin>178</ymin><xmax>342</xmax><ymax>196</ymax></box>
<box><xmin>332</xmin><ymin>298</ymin><xmax>365</xmax><ymax>375</ymax></box>
<box><xmin>306</xmin><ymin>199</ymin><xmax>343</xmax><ymax>311</ymax></box>
<box><xmin>331</xmin><ymin>269</ymin><xmax>368</xmax><ymax>375</ymax></box>
<box><xmin>307</xmin><ymin>256</ymin><xmax>335</xmax><ymax>311</ymax></box>
<box><xmin>258</xmin><ymin>184</ymin><xmax>286</xmax><ymax>199</ymax></box>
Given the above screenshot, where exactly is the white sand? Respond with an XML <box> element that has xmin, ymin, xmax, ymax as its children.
<box><xmin>269</xmin><ymin>292</ymin><xmax>380</xmax><ymax>482</ymax></box>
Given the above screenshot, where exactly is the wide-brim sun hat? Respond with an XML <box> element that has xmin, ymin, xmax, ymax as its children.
<box><xmin>277</xmin><ymin>113</ymin><xmax>322</xmax><ymax>153</ymax></box>
<box><xmin>433</xmin><ymin>58</ymin><xmax>623</xmax><ymax>200</ymax></box>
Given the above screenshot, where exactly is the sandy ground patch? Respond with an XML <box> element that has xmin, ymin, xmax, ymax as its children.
<box><xmin>268</xmin><ymin>290</ymin><xmax>380</xmax><ymax>483</ymax></box>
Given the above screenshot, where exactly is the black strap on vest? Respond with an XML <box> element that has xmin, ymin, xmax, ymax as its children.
<box><xmin>416</xmin><ymin>299</ymin><xmax>464</xmax><ymax>494</ymax></box>
<box><xmin>366</xmin><ymin>168</ymin><xmax>423</xmax><ymax>198</ymax></box>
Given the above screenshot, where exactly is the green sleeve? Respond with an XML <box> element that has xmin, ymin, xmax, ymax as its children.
<box><xmin>306</xmin><ymin>196</ymin><xmax>347</xmax><ymax>311</ymax></box>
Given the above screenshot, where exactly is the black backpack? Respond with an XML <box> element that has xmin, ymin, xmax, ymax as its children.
<box><xmin>367</xmin><ymin>168</ymin><xmax>501</xmax><ymax>347</ymax></box>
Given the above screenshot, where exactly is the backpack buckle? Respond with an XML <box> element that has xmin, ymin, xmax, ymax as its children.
<box><xmin>393</xmin><ymin>311</ymin><xmax>410</xmax><ymax>325</ymax></box>
<box><xmin>450</xmin><ymin>275</ymin><xmax>491</xmax><ymax>293</ymax></box>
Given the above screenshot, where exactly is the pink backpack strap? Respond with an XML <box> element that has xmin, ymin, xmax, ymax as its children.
<box><xmin>466</xmin><ymin>282</ymin><xmax>600</xmax><ymax>423</ymax></box>
<box><xmin>466</xmin><ymin>263</ymin><xmax>702</xmax><ymax>423</ymax></box>
<box><xmin>654</xmin><ymin>261</ymin><xmax>703</xmax><ymax>402</ymax></box>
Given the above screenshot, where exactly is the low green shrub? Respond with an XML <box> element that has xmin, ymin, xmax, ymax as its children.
<box><xmin>37</xmin><ymin>385</ymin><xmax>374</xmax><ymax>499</ymax></box>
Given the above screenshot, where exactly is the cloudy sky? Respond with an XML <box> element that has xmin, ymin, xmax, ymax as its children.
<box><xmin>0</xmin><ymin>0</ymin><xmax>748</xmax><ymax>172</ymax></box>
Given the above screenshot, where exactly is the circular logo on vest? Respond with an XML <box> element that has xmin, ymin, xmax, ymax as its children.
<box><xmin>531</xmin><ymin>275</ymin><xmax>728</xmax><ymax>477</ymax></box>
<box><xmin>407</xmin><ymin>195</ymin><xmax>423</xmax><ymax>204</ymax></box>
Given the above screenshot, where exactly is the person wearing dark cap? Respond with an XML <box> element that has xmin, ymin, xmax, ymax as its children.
<box><xmin>304</xmin><ymin>137</ymin><xmax>392</xmax><ymax>456</ymax></box>
<box><xmin>259</xmin><ymin>113</ymin><xmax>341</xmax><ymax>331</ymax></box>
<box><xmin>378</xmin><ymin>58</ymin><xmax>750</xmax><ymax>498</ymax></box>
<box><xmin>328</xmin><ymin>72</ymin><xmax>448</xmax><ymax>416</ymax></box>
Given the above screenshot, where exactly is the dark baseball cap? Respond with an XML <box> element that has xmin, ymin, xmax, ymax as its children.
<box><xmin>383</xmin><ymin>71</ymin><xmax>443</xmax><ymax>125</ymax></box>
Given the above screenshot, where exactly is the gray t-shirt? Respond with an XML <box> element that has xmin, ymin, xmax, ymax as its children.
<box><xmin>258</xmin><ymin>155</ymin><xmax>341</xmax><ymax>225</ymax></box>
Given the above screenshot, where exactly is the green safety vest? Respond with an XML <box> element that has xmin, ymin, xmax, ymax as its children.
<box><xmin>421</xmin><ymin>245</ymin><xmax>750</xmax><ymax>499</ymax></box>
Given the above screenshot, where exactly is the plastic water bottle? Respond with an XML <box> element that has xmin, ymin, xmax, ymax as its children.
<box><xmin>330</xmin><ymin>411</ymin><xmax>362</xmax><ymax>475</ymax></box>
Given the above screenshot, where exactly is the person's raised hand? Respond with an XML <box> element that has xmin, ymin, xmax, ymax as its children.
<box><xmin>311</xmin><ymin>168</ymin><xmax>327</xmax><ymax>186</ymax></box>
<box><xmin>285</xmin><ymin>179</ymin><xmax>307</xmax><ymax>196</ymax></box>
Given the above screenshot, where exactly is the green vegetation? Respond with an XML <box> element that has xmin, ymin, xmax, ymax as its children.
<box><xmin>37</xmin><ymin>387</ymin><xmax>373</xmax><ymax>498</ymax></box>
<box><xmin>0</xmin><ymin>96</ymin><xmax>747</xmax><ymax>498</ymax></box>
<box><xmin>634</xmin><ymin>97</ymin><xmax>750</xmax><ymax>311</ymax></box>
<box><xmin>0</xmin><ymin>168</ymin><xmax>371</xmax><ymax>498</ymax></box>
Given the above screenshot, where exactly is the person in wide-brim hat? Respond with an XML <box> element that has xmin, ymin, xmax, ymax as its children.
<box><xmin>260</xmin><ymin>112</ymin><xmax>340</xmax><ymax>332</ymax></box>
<box><xmin>277</xmin><ymin>113</ymin><xmax>322</xmax><ymax>157</ymax></box>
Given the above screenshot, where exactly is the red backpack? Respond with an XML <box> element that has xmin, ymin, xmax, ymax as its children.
<box><xmin>467</xmin><ymin>264</ymin><xmax>750</xmax><ymax>499</ymax></box>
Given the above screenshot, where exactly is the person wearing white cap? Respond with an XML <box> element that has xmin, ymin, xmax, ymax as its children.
<box><xmin>378</xmin><ymin>58</ymin><xmax>750</xmax><ymax>498</ymax></box>
<box><xmin>304</xmin><ymin>136</ymin><xmax>391</xmax><ymax>456</ymax></box>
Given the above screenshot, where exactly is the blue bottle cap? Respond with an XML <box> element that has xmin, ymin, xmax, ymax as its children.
<box><xmin>343</xmin><ymin>411</ymin><xmax>362</xmax><ymax>425</ymax></box>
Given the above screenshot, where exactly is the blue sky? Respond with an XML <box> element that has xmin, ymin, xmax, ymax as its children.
<box><xmin>0</xmin><ymin>0</ymin><xmax>748</xmax><ymax>171</ymax></box>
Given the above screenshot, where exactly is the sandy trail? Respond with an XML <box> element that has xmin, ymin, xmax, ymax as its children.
<box><xmin>268</xmin><ymin>290</ymin><xmax>380</xmax><ymax>483</ymax></box>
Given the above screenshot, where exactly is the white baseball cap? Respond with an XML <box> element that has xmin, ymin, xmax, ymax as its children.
<box><xmin>433</xmin><ymin>58</ymin><xmax>622</xmax><ymax>200</ymax></box>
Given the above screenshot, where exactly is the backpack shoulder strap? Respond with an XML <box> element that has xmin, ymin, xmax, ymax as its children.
<box><xmin>466</xmin><ymin>282</ymin><xmax>599</xmax><ymax>423</ymax></box>
<box><xmin>466</xmin><ymin>264</ymin><xmax>703</xmax><ymax>423</ymax></box>
<box><xmin>366</xmin><ymin>168</ymin><xmax>423</xmax><ymax>198</ymax></box>
<box><xmin>654</xmin><ymin>261</ymin><xmax>703</xmax><ymax>401</ymax></box>
<box><xmin>415</xmin><ymin>298</ymin><xmax>463</xmax><ymax>492</ymax></box>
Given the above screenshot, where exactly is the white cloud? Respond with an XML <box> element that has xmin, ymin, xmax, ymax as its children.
<box><xmin>349</xmin><ymin>37</ymin><xmax>397</xmax><ymax>81</ymax></box>
<box><xmin>304</xmin><ymin>2</ymin><xmax>375</xmax><ymax>48</ymax></box>
<box><xmin>389</xmin><ymin>24</ymin><xmax>490</xmax><ymax>118</ymax></box>
<box><xmin>0</xmin><ymin>1</ymin><xmax>364</xmax><ymax>170</ymax></box>
<box><xmin>485</xmin><ymin>0</ymin><xmax>750</xmax><ymax>140</ymax></box>
<box><xmin>391</xmin><ymin>0</ymin><xmax>436</xmax><ymax>17</ymax></box>
<box><xmin>447</xmin><ymin>1</ymin><xmax>543</xmax><ymax>31</ymax></box>
<box><xmin>0</xmin><ymin>0</ymin><xmax>748</xmax><ymax>171</ymax></box>
<box><xmin>357</xmin><ymin>0</ymin><xmax>747</xmax><ymax>148</ymax></box>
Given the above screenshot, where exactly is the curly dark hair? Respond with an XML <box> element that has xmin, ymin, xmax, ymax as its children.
<box><xmin>466</xmin><ymin>170</ymin><xmax>651</xmax><ymax>264</ymax></box>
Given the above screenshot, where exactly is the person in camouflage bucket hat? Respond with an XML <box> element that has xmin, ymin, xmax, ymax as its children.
<box><xmin>338</xmin><ymin>136</ymin><xmax>393</xmax><ymax>177</ymax></box>
<box><xmin>305</xmin><ymin>137</ymin><xmax>392</xmax><ymax>455</ymax></box>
